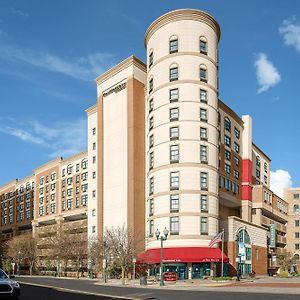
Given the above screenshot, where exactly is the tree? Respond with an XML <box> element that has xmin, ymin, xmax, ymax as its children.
<box><xmin>0</xmin><ymin>234</ymin><xmax>6</xmax><ymax>268</ymax></box>
<box><xmin>88</xmin><ymin>237</ymin><xmax>104</xmax><ymax>278</ymax></box>
<box><xmin>104</xmin><ymin>226</ymin><xmax>142</xmax><ymax>285</ymax></box>
<box><xmin>277</xmin><ymin>252</ymin><xmax>297</xmax><ymax>272</ymax></box>
<box><xmin>7</xmin><ymin>233</ymin><xmax>38</xmax><ymax>275</ymax></box>
<box><xmin>70</xmin><ymin>232</ymin><xmax>87</xmax><ymax>278</ymax></box>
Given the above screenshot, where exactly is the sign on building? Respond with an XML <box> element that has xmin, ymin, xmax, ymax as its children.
<box><xmin>269</xmin><ymin>224</ymin><xmax>276</xmax><ymax>248</ymax></box>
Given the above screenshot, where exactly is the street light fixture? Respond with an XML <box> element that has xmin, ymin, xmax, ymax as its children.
<box><xmin>155</xmin><ymin>227</ymin><xmax>169</xmax><ymax>286</ymax></box>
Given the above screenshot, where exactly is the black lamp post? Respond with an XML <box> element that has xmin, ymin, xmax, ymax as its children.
<box><xmin>155</xmin><ymin>227</ymin><xmax>169</xmax><ymax>286</ymax></box>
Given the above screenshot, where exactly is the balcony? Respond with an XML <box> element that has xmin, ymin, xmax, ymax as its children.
<box><xmin>261</xmin><ymin>216</ymin><xmax>287</xmax><ymax>233</ymax></box>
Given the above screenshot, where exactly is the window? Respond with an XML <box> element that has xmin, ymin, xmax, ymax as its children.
<box><xmin>81</xmin><ymin>183</ymin><xmax>88</xmax><ymax>193</ymax></box>
<box><xmin>170</xmin><ymin>107</ymin><xmax>179</xmax><ymax>121</ymax></box>
<box><xmin>295</xmin><ymin>232</ymin><xmax>300</xmax><ymax>239</ymax></box>
<box><xmin>224</xmin><ymin>164</ymin><xmax>231</xmax><ymax>174</ymax></box>
<box><xmin>51</xmin><ymin>173</ymin><xmax>56</xmax><ymax>181</ymax></box>
<box><xmin>67</xmin><ymin>177</ymin><xmax>73</xmax><ymax>185</ymax></box>
<box><xmin>170</xmin><ymin>126</ymin><xmax>179</xmax><ymax>140</ymax></box>
<box><xmin>294</xmin><ymin>194</ymin><xmax>300</xmax><ymax>200</ymax></box>
<box><xmin>67</xmin><ymin>164</ymin><xmax>73</xmax><ymax>175</ymax></box>
<box><xmin>264</xmin><ymin>175</ymin><xmax>268</xmax><ymax>184</ymax></box>
<box><xmin>149</xmin><ymin>116</ymin><xmax>154</xmax><ymax>130</ymax></box>
<box><xmin>294</xmin><ymin>205</ymin><xmax>299</xmax><ymax>213</ymax></box>
<box><xmin>149</xmin><ymin>78</ymin><xmax>153</xmax><ymax>94</ymax></box>
<box><xmin>200</xmin><ymin>127</ymin><xmax>208</xmax><ymax>141</ymax></box>
<box><xmin>170</xmin><ymin>172</ymin><xmax>179</xmax><ymax>190</ymax></box>
<box><xmin>264</xmin><ymin>162</ymin><xmax>268</xmax><ymax>173</ymax></box>
<box><xmin>67</xmin><ymin>188</ymin><xmax>73</xmax><ymax>197</ymax></box>
<box><xmin>92</xmin><ymin>190</ymin><xmax>96</xmax><ymax>198</ymax></box>
<box><xmin>234</xmin><ymin>170</ymin><xmax>239</xmax><ymax>179</ymax></box>
<box><xmin>170</xmin><ymin>88</ymin><xmax>179</xmax><ymax>102</ymax></box>
<box><xmin>234</xmin><ymin>156</ymin><xmax>240</xmax><ymax>166</ymax></box>
<box><xmin>296</xmin><ymin>244</ymin><xmax>300</xmax><ymax>250</ymax></box>
<box><xmin>169</xmin><ymin>66</ymin><xmax>178</xmax><ymax>81</ymax></box>
<box><xmin>81</xmin><ymin>194</ymin><xmax>88</xmax><ymax>206</ymax></box>
<box><xmin>92</xmin><ymin>171</ymin><xmax>96</xmax><ymax>179</ymax></box>
<box><xmin>76</xmin><ymin>163</ymin><xmax>80</xmax><ymax>172</ymax></box>
<box><xmin>149</xmin><ymin>98</ymin><xmax>154</xmax><ymax>113</ymax></box>
<box><xmin>76</xmin><ymin>175</ymin><xmax>80</xmax><ymax>183</ymax></box>
<box><xmin>200</xmin><ymin>89</ymin><xmax>207</xmax><ymax>103</ymax></box>
<box><xmin>149</xmin><ymin>152</ymin><xmax>154</xmax><ymax>170</ymax></box>
<box><xmin>170</xmin><ymin>216</ymin><xmax>179</xmax><ymax>234</ymax></box>
<box><xmin>256</xmin><ymin>156</ymin><xmax>261</xmax><ymax>167</ymax></box>
<box><xmin>200</xmin><ymin>65</ymin><xmax>207</xmax><ymax>82</ymax></box>
<box><xmin>170</xmin><ymin>145</ymin><xmax>179</xmax><ymax>163</ymax></box>
<box><xmin>256</xmin><ymin>169</ymin><xmax>261</xmax><ymax>178</ymax></box>
<box><xmin>149</xmin><ymin>177</ymin><xmax>154</xmax><ymax>195</ymax></box>
<box><xmin>50</xmin><ymin>203</ymin><xmax>56</xmax><ymax>213</ymax></box>
<box><xmin>225</xmin><ymin>149</ymin><xmax>231</xmax><ymax>160</ymax></box>
<box><xmin>224</xmin><ymin>135</ymin><xmax>231</xmax><ymax>146</ymax></box>
<box><xmin>40</xmin><ymin>177</ymin><xmax>44</xmax><ymax>186</ymax></box>
<box><xmin>169</xmin><ymin>39</ymin><xmax>178</xmax><ymax>53</ymax></box>
<box><xmin>67</xmin><ymin>198</ymin><xmax>73</xmax><ymax>209</ymax></box>
<box><xmin>149</xmin><ymin>220</ymin><xmax>154</xmax><ymax>237</ymax></box>
<box><xmin>200</xmin><ymin>108</ymin><xmax>207</xmax><ymax>122</ymax></box>
<box><xmin>92</xmin><ymin>209</ymin><xmax>96</xmax><ymax>216</ymax></box>
<box><xmin>200</xmin><ymin>145</ymin><xmax>208</xmax><ymax>163</ymax></box>
<box><xmin>201</xmin><ymin>195</ymin><xmax>208</xmax><ymax>212</ymax></box>
<box><xmin>92</xmin><ymin>226</ymin><xmax>96</xmax><ymax>233</ymax></box>
<box><xmin>295</xmin><ymin>220</ymin><xmax>300</xmax><ymax>227</ymax></box>
<box><xmin>149</xmin><ymin>51</ymin><xmax>153</xmax><ymax>67</ymax></box>
<box><xmin>93</xmin><ymin>142</ymin><xmax>96</xmax><ymax>150</ymax></box>
<box><xmin>234</xmin><ymin>142</ymin><xmax>240</xmax><ymax>153</ymax></box>
<box><xmin>200</xmin><ymin>38</ymin><xmax>207</xmax><ymax>54</ymax></box>
<box><xmin>149</xmin><ymin>199</ymin><xmax>154</xmax><ymax>216</ymax></box>
<box><xmin>82</xmin><ymin>159</ymin><xmax>88</xmax><ymax>169</ymax></box>
<box><xmin>200</xmin><ymin>172</ymin><xmax>208</xmax><ymax>190</ymax></box>
<box><xmin>92</xmin><ymin>127</ymin><xmax>96</xmax><ymax>135</ymax></box>
<box><xmin>170</xmin><ymin>194</ymin><xmax>179</xmax><ymax>212</ymax></box>
<box><xmin>201</xmin><ymin>217</ymin><xmax>208</xmax><ymax>235</ymax></box>
<box><xmin>224</xmin><ymin>117</ymin><xmax>231</xmax><ymax>131</ymax></box>
<box><xmin>149</xmin><ymin>134</ymin><xmax>154</xmax><ymax>148</ymax></box>
<box><xmin>234</xmin><ymin>127</ymin><xmax>240</xmax><ymax>139</ymax></box>
<box><xmin>92</xmin><ymin>156</ymin><xmax>96</xmax><ymax>163</ymax></box>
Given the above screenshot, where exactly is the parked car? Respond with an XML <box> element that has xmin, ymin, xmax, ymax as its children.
<box><xmin>0</xmin><ymin>268</ymin><xmax>20</xmax><ymax>299</ymax></box>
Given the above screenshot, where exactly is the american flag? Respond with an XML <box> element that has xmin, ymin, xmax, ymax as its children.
<box><xmin>209</xmin><ymin>230</ymin><xmax>224</xmax><ymax>248</ymax></box>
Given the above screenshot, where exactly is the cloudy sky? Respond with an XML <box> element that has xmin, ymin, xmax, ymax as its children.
<box><xmin>0</xmin><ymin>0</ymin><xmax>299</xmax><ymax>197</ymax></box>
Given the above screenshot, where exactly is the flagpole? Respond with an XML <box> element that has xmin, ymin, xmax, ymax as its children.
<box><xmin>221</xmin><ymin>228</ymin><xmax>224</xmax><ymax>278</ymax></box>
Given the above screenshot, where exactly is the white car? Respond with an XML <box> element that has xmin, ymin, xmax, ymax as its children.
<box><xmin>0</xmin><ymin>268</ymin><xmax>20</xmax><ymax>299</ymax></box>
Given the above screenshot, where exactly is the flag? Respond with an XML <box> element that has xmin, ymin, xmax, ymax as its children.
<box><xmin>209</xmin><ymin>230</ymin><xmax>223</xmax><ymax>248</ymax></box>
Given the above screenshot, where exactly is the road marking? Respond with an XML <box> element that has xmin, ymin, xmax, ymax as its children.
<box><xmin>18</xmin><ymin>281</ymin><xmax>142</xmax><ymax>300</ymax></box>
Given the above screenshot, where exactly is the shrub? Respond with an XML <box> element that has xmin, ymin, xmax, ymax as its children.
<box><xmin>212</xmin><ymin>276</ymin><xmax>232</xmax><ymax>281</ymax></box>
<box><xmin>278</xmin><ymin>271</ymin><xmax>289</xmax><ymax>278</ymax></box>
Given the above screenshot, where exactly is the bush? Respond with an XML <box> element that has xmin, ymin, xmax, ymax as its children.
<box><xmin>212</xmin><ymin>276</ymin><xmax>232</xmax><ymax>281</ymax></box>
<box><xmin>278</xmin><ymin>271</ymin><xmax>289</xmax><ymax>278</ymax></box>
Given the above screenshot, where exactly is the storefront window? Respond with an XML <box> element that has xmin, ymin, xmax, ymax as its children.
<box><xmin>236</xmin><ymin>229</ymin><xmax>251</xmax><ymax>275</ymax></box>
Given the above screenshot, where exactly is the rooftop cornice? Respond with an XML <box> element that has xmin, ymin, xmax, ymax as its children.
<box><xmin>144</xmin><ymin>9</ymin><xmax>221</xmax><ymax>47</ymax></box>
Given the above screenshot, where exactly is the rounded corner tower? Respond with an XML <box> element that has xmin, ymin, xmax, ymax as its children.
<box><xmin>143</xmin><ymin>8</ymin><xmax>222</xmax><ymax>277</ymax></box>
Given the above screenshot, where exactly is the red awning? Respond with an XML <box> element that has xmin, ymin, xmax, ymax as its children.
<box><xmin>137</xmin><ymin>247</ymin><xmax>229</xmax><ymax>264</ymax></box>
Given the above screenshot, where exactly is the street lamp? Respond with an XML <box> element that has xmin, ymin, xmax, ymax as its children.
<box><xmin>155</xmin><ymin>227</ymin><xmax>169</xmax><ymax>286</ymax></box>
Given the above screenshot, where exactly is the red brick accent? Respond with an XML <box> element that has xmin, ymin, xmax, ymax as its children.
<box><xmin>242</xmin><ymin>159</ymin><xmax>252</xmax><ymax>201</ymax></box>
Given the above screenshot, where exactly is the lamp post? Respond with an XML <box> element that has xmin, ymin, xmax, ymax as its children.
<box><xmin>155</xmin><ymin>227</ymin><xmax>169</xmax><ymax>286</ymax></box>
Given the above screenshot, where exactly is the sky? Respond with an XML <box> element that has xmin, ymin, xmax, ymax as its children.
<box><xmin>0</xmin><ymin>0</ymin><xmax>299</xmax><ymax>197</ymax></box>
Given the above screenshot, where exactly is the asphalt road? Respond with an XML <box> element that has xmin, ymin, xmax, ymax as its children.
<box><xmin>16</xmin><ymin>277</ymin><xmax>300</xmax><ymax>300</ymax></box>
<box><xmin>19</xmin><ymin>284</ymin><xmax>118</xmax><ymax>300</ymax></box>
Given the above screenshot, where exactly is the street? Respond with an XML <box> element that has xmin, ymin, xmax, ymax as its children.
<box><xmin>15</xmin><ymin>277</ymin><xmax>300</xmax><ymax>300</ymax></box>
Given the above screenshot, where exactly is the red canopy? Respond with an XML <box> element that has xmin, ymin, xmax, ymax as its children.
<box><xmin>137</xmin><ymin>247</ymin><xmax>229</xmax><ymax>264</ymax></box>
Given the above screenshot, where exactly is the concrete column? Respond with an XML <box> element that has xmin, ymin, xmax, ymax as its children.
<box><xmin>31</xmin><ymin>220</ymin><xmax>38</xmax><ymax>238</ymax></box>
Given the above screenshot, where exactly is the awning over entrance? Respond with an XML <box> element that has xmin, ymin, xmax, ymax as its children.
<box><xmin>137</xmin><ymin>247</ymin><xmax>229</xmax><ymax>264</ymax></box>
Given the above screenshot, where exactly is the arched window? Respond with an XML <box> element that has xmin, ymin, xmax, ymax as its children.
<box><xmin>224</xmin><ymin>117</ymin><xmax>231</xmax><ymax>131</ymax></box>
<box><xmin>169</xmin><ymin>35</ymin><xmax>178</xmax><ymax>54</ymax></box>
<box><xmin>294</xmin><ymin>205</ymin><xmax>299</xmax><ymax>213</ymax></box>
<box><xmin>236</xmin><ymin>228</ymin><xmax>252</xmax><ymax>275</ymax></box>
<box><xmin>236</xmin><ymin>229</ymin><xmax>251</xmax><ymax>244</ymax></box>
<box><xmin>200</xmin><ymin>36</ymin><xmax>207</xmax><ymax>54</ymax></box>
<box><xmin>169</xmin><ymin>63</ymin><xmax>178</xmax><ymax>82</ymax></box>
<box><xmin>199</xmin><ymin>64</ymin><xmax>207</xmax><ymax>82</ymax></box>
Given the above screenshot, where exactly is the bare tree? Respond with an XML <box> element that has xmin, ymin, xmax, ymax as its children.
<box><xmin>88</xmin><ymin>237</ymin><xmax>104</xmax><ymax>277</ymax></box>
<box><xmin>104</xmin><ymin>226</ymin><xmax>142</xmax><ymax>285</ymax></box>
<box><xmin>7</xmin><ymin>233</ymin><xmax>38</xmax><ymax>275</ymax></box>
<box><xmin>70</xmin><ymin>232</ymin><xmax>87</xmax><ymax>278</ymax></box>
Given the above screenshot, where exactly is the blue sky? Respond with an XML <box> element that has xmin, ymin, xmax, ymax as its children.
<box><xmin>0</xmin><ymin>0</ymin><xmax>299</xmax><ymax>196</ymax></box>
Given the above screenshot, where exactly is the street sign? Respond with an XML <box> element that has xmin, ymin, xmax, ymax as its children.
<box><xmin>269</xmin><ymin>224</ymin><xmax>276</xmax><ymax>248</ymax></box>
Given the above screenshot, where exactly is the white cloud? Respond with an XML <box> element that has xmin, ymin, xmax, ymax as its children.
<box><xmin>270</xmin><ymin>169</ymin><xmax>292</xmax><ymax>198</ymax></box>
<box><xmin>0</xmin><ymin>118</ymin><xmax>87</xmax><ymax>158</ymax></box>
<box><xmin>254</xmin><ymin>53</ymin><xmax>281</xmax><ymax>93</ymax></box>
<box><xmin>279</xmin><ymin>19</ymin><xmax>300</xmax><ymax>53</ymax></box>
<box><xmin>10</xmin><ymin>8</ymin><xmax>29</xmax><ymax>18</ymax></box>
<box><xmin>0</xmin><ymin>30</ymin><xmax>115</xmax><ymax>81</ymax></box>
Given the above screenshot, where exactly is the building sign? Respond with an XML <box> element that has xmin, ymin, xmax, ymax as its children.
<box><xmin>238</xmin><ymin>242</ymin><xmax>246</xmax><ymax>262</ymax></box>
<box><xmin>163</xmin><ymin>272</ymin><xmax>177</xmax><ymax>281</ymax></box>
<box><xmin>103</xmin><ymin>82</ymin><xmax>126</xmax><ymax>97</ymax></box>
<box><xmin>269</xmin><ymin>224</ymin><xmax>276</xmax><ymax>248</ymax></box>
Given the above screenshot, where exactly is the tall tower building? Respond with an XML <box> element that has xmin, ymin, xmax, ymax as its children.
<box><xmin>142</xmin><ymin>9</ymin><xmax>223</xmax><ymax>278</ymax></box>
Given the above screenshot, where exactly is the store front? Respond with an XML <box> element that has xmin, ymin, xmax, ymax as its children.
<box><xmin>137</xmin><ymin>247</ymin><xmax>229</xmax><ymax>280</ymax></box>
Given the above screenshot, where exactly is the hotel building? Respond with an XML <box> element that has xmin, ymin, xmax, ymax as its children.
<box><xmin>0</xmin><ymin>8</ymin><xmax>293</xmax><ymax>278</ymax></box>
